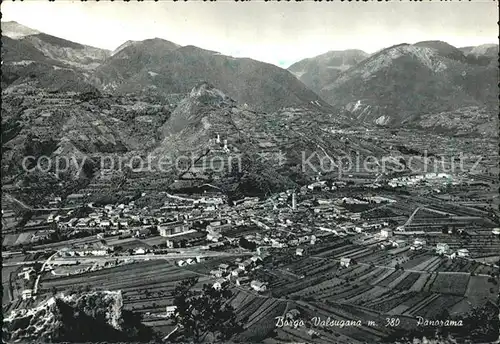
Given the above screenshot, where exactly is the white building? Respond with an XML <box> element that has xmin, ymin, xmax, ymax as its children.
<box><xmin>210</xmin><ymin>269</ymin><xmax>223</xmax><ymax>278</ymax></box>
<box><xmin>392</xmin><ymin>239</ymin><xmax>407</xmax><ymax>248</ymax></box>
<box><xmin>195</xmin><ymin>256</ymin><xmax>205</xmax><ymax>263</ymax></box>
<box><xmin>213</xmin><ymin>278</ymin><xmax>226</xmax><ymax>290</ymax></box>
<box><xmin>436</xmin><ymin>243</ymin><xmax>450</xmax><ymax>254</ymax></box>
<box><xmin>340</xmin><ymin>257</ymin><xmax>352</xmax><ymax>268</ymax></box>
<box><xmin>134</xmin><ymin>247</ymin><xmax>146</xmax><ymax>255</ymax></box>
<box><xmin>414</xmin><ymin>238</ymin><xmax>427</xmax><ymax>246</ymax></box>
<box><xmin>250</xmin><ymin>280</ymin><xmax>267</xmax><ymax>292</ymax></box>
<box><xmin>380</xmin><ymin>229</ymin><xmax>393</xmax><ymax>238</ymax></box>
<box><xmin>99</xmin><ymin>220</ymin><xmax>111</xmax><ymax>228</ymax></box>
<box><xmin>457</xmin><ymin>248</ymin><xmax>469</xmax><ymax>257</ymax></box>
<box><xmin>18</xmin><ymin>268</ymin><xmax>35</xmax><ymax>281</ymax></box>
<box><xmin>219</xmin><ymin>263</ymin><xmax>230</xmax><ymax>272</ymax></box>
<box><xmin>166</xmin><ymin>305</ymin><xmax>177</xmax><ymax>317</ymax></box>
<box><xmin>22</xmin><ymin>289</ymin><xmax>33</xmax><ymax>300</ymax></box>
<box><xmin>445</xmin><ymin>251</ymin><xmax>456</xmax><ymax>260</ymax></box>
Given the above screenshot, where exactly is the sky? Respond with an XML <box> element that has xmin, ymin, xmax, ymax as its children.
<box><xmin>2</xmin><ymin>0</ymin><xmax>498</xmax><ymax>68</ymax></box>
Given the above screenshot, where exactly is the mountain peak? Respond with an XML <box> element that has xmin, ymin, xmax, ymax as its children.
<box><xmin>460</xmin><ymin>43</ymin><xmax>499</xmax><ymax>58</ymax></box>
<box><xmin>111</xmin><ymin>37</ymin><xmax>180</xmax><ymax>57</ymax></box>
<box><xmin>1</xmin><ymin>21</ymin><xmax>40</xmax><ymax>39</ymax></box>
<box><xmin>412</xmin><ymin>40</ymin><xmax>465</xmax><ymax>61</ymax></box>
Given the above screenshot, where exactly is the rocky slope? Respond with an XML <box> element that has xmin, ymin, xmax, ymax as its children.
<box><xmin>415</xmin><ymin>106</ymin><xmax>498</xmax><ymax>137</ymax></box>
<box><xmin>2</xmin><ymin>21</ymin><xmax>110</xmax><ymax>69</ymax></box>
<box><xmin>1</xmin><ymin>22</ymin><xmax>106</xmax><ymax>93</ymax></box>
<box><xmin>288</xmin><ymin>49</ymin><xmax>368</xmax><ymax>94</ymax></box>
<box><xmin>2</xmin><ymin>291</ymin><xmax>154</xmax><ymax>343</ymax></box>
<box><xmin>459</xmin><ymin>43</ymin><xmax>499</xmax><ymax>61</ymax></box>
<box><xmin>1</xmin><ymin>21</ymin><xmax>40</xmax><ymax>38</ymax></box>
<box><xmin>318</xmin><ymin>41</ymin><xmax>498</xmax><ymax>128</ymax></box>
<box><xmin>1</xmin><ymin>83</ymin><xmax>174</xmax><ymax>204</ymax></box>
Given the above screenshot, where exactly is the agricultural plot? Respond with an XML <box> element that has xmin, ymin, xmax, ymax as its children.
<box><xmin>354</xmin><ymin>267</ymin><xmax>387</xmax><ymax>284</ymax></box>
<box><xmin>2</xmin><ymin>234</ymin><xmax>18</xmax><ymax>247</ymax></box>
<box><xmin>377</xmin><ymin>270</ymin><xmax>405</xmax><ymax>287</ymax></box>
<box><xmin>403</xmin><ymin>293</ymin><xmax>441</xmax><ymax>316</ymax></box>
<box><xmin>355</xmin><ymin>250</ymin><xmax>388</xmax><ymax>264</ymax></box>
<box><xmin>38</xmin><ymin>260</ymin><xmax>202</xmax><ymax>315</ymax></box>
<box><xmin>141</xmin><ymin>318</ymin><xmax>176</xmax><ymax>336</ymax></box>
<box><xmin>282</xmin><ymin>257</ymin><xmax>333</xmax><ymax>276</ymax></box>
<box><xmin>336</xmin><ymin>265</ymin><xmax>371</xmax><ymax>280</ymax></box>
<box><xmin>409</xmin><ymin>273</ymin><xmax>430</xmax><ymax>292</ymax></box>
<box><xmin>369</xmin><ymin>268</ymin><xmax>397</xmax><ymax>285</ymax></box>
<box><xmin>429</xmin><ymin>273</ymin><xmax>470</xmax><ymax>296</ymax></box>
<box><xmin>271</xmin><ymin>273</ymin><xmax>334</xmax><ymax>298</ymax></box>
<box><xmin>393</xmin><ymin>272</ymin><xmax>421</xmax><ymax>290</ymax></box>
<box><xmin>2</xmin><ymin>232</ymin><xmax>33</xmax><ymax>247</ymax></box>
<box><xmin>348</xmin><ymin>285</ymin><xmax>390</xmax><ymax>305</ymax></box>
<box><xmin>328</xmin><ymin>283</ymin><xmax>374</xmax><ymax>302</ymax></box>
<box><xmin>290</xmin><ymin>278</ymin><xmax>344</xmax><ymax>298</ymax></box>
<box><xmin>363</xmin><ymin>290</ymin><xmax>412</xmax><ymax>313</ymax></box>
<box><xmin>234</xmin><ymin>295</ymin><xmax>268</xmax><ymax>323</ymax></box>
<box><xmin>230</xmin><ymin>290</ymin><xmax>256</xmax><ymax>310</ymax></box>
<box><xmin>114</xmin><ymin>238</ymin><xmax>153</xmax><ymax>250</ymax></box>
<box><xmin>1</xmin><ymin>216</ymin><xmax>21</xmax><ymax>231</ymax></box>
<box><xmin>402</xmin><ymin>252</ymin><xmax>435</xmax><ymax>270</ymax></box>
<box><xmin>141</xmin><ymin>235</ymin><xmax>169</xmax><ymax>246</ymax></box>
<box><xmin>313</xmin><ymin>242</ymin><xmax>360</xmax><ymax>259</ymax></box>
<box><xmin>415</xmin><ymin>295</ymin><xmax>464</xmax><ymax>318</ymax></box>
<box><xmin>389</xmin><ymin>292</ymin><xmax>429</xmax><ymax>315</ymax></box>
<box><xmin>464</xmin><ymin>275</ymin><xmax>498</xmax><ymax>304</ymax></box>
<box><xmin>304</xmin><ymin>260</ymin><xmax>340</xmax><ymax>277</ymax></box>
<box><xmin>425</xmin><ymin>257</ymin><xmax>446</xmax><ymax>272</ymax></box>
<box><xmin>411</xmin><ymin>256</ymin><xmax>441</xmax><ymax>272</ymax></box>
<box><xmin>234</xmin><ymin>299</ymin><xmax>287</xmax><ymax>343</ymax></box>
<box><xmin>297</xmin><ymin>301</ymin><xmax>391</xmax><ymax>343</ymax></box>
<box><xmin>2</xmin><ymin>266</ymin><xmax>19</xmax><ymax>307</ymax></box>
<box><xmin>472</xmin><ymin>263</ymin><xmax>498</xmax><ymax>275</ymax></box>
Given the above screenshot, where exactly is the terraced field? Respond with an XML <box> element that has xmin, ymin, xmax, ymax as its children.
<box><xmin>38</xmin><ymin>260</ymin><xmax>203</xmax><ymax>316</ymax></box>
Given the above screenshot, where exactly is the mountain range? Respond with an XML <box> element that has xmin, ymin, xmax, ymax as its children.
<box><xmin>1</xmin><ymin>21</ymin><xmax>498</xmax><ymax>201</ymax></box>
<box><xmin>2</xmin><ymin>21</ymin><xmax>328</xmax><ymax>113</ymax></box>
<box><xmin>2</xmin><ymin>21</ymin><xmax>497</xmax><ymax>128</ymax></box>
<box><xmin>290</xmin><ymin>41</ymin><xmax>498</xmax><ymax>130</ymax></box>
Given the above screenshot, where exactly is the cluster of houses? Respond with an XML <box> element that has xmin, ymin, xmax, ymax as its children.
<box><xmin>410</xmin><ymin>238</ymin><xmax>427</xmax><ymax>251</ymax></box>
<box><xmin>380</xmin><ymin>238</ymin><xmax>407</xmax><ymax>250</ymax></box>
<box><xmin>48</xmin><ymin>193</ymin><xmax>230</xmax><ymax>234</ymax></box>
<box><xmin>388</xmin><ymin>173</ymin><xmax>457</xmax><ymax>188</ymax></box>
<box><xmin>209</xmin><ymin>256</ymin><xmax>269</xmax><ymax>292</ymax></box>
<box><xmin>58</xmin><ymin>242</ymin><xmax>112</xmax><ymax>257</ymax></box>
<box><xmin>435</xmin><ymin>243</ymin><xmax>469</xmax><ymax>259</ymax></box>
<box><xmin>176</xmin><ymin>256</ymin><xmax>205</xmax><ymax>267</ymax></box>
